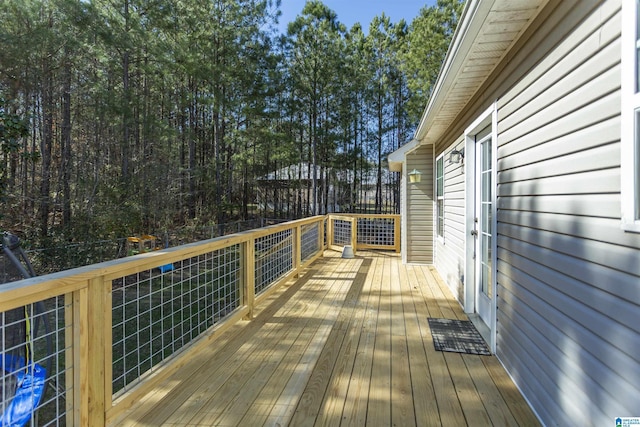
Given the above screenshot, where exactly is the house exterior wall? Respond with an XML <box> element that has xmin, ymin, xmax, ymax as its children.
<box><xmin>429</xmin><ymin>0</ymin><xmax>638</xmax><ymax>424</ymax></box>
<box><xmin>434</xmin><ymin>137</ymin><xmax>465</xmax><ymax>302</ymax></box>
<box><xmin>406</xmin><ymin>144</ymin><xmax>434</xmax><ymax>263</ymax></box>
<box><xmin>495</xmin><ymin>1</ymin><xmax>638</xmax><ymax>424</ymax></box>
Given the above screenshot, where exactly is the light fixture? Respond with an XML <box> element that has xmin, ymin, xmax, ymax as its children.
<box><xmin>449</xmin><ymin>147</ymin><xmax>465</xmax><ymax>164</ymax></box>
<box><xmin>408</xmin><ymin>169</ymin><xmax>422</xmax><ymax>183</ymax></box>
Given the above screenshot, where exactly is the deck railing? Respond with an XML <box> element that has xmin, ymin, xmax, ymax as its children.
<box><xmin>0</xmin><ymin>214</ymin><xmax>398</xmax><ymax>426</ymax></box>
<box><xmin>327</xmin><ymin>214</ymin><xmax>401</xmax><ymax>254</ymax></box>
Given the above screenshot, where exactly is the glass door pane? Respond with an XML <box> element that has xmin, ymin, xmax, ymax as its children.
<box><xmin>479</xmin><ymin>136</ymin><xmax>492</xmax><ymax>298</ymax></box>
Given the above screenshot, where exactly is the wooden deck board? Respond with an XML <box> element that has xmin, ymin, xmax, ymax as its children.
<box><xmin>340</xmin><ymin>253</ymin><xmax>382</xmax><ymax>427</ymax></box>
<box><xmin>390</xmin><ymin>259</ymin><xmax>414</xmax><ymax>427</ymax></box>
<box><xmin>194</xmin><ymin>257</ymin><xmax>351</xmax><ymax>427</ymax></box>
<box><xmin>409</xmin><ymin>264</ymin><xmax>468</xmax><ymax>426</ymax></box>
<box><xmin>117</xmin><ymin>251</ymin><xmax>541</xmax><ymax>427</ymax></box>
<box><xmin>399</xmin><ymin>262</ymin><xmax>438</xmax><ymax>427</ymax></box>
<box><xmin>312</xmin><ymin>258</ymin><xmax>373</xmax><ymax>427</ymax></box>
<box><xmin>366</xmin><ymin>254</ymin><xmax>392</xmax><ymax>426</ymax></box>
<box><xmin>168</xmin><ymin>273</ymin><xmax>328</xmax><ymax>425</ymax></box>
<box><xmin>462</xmin><ymin>354</ymin><xmax>520</xmax><ymax>426</ymax></box>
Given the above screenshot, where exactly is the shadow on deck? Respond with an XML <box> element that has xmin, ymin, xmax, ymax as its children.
<box><xmin>116</xmin><ymin>250</ymin><xmax>540</xmax><ymax>426</ymax></box>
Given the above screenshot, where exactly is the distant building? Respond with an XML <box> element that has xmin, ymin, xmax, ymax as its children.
<box><xmin>257</xmin><ymin>162</ymin><xmax>396</xmax><ymax>216</ymax></box>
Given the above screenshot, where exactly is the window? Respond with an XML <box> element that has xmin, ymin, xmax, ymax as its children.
<box><xmin>436</xmin><ymin>154</ymin><xmax>444</xmax><ymax>238</ymax></box>
<box><xmin>621</xmin><ymin>0</ymin><xmax>640</xmax><ymax>232</ymax></box>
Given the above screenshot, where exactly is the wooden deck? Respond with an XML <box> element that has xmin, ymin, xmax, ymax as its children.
<box><xmin>116</xmin><ymin>250</ymin><xmax>540</xmax><ymax>426</ymax></box>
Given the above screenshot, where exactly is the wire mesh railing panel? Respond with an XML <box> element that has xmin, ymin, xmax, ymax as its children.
<box><xmin>300</xmin><ymin>223</ymin><xmax>321</xmax><ymax>263</ymax></box>
<box><xmin>357</xmin><ymin>217</ymin><xmax>396</xmax><ymax>247</ymax></box>
<box><xmin>332</xmin><ymin>219</ymin><xmax>352</xmax><ymax>246</ymax></box>
<box><xmin>111</xmin><ymin>244</ymin><xmax>242</xmax><ymax>396</ymax></box>
<box><xmin>254</xmin><ymin>230</ymin><xmax>293</xmax><ymax>296</ymax></box>
<box><xmin>1</xmin><ymin>296</ymin><xmax>71</xmax><ymax>427</ymax></box>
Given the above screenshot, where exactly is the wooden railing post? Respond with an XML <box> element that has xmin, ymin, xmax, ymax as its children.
<box><xmin>350</xmin><ymin>217</ymin><xmax>357</xmax><ymax>255</ymax></box>
<box><xmin>394</xmin><ymin>215</ymin><xmax>401</xmax><ymax>253</ymax></box>
<box><xmin>294</xmin><ymin>225</ymin><xmax>301</xmax><ymax>277</ymax></box>
<box><xmin>83</xmin><ymin>276</ymin><xmax>110</xmax><ymax>427</ymax></box>
<box><xmin>242</xmin><ymin>238</ymin><xmax>256</xmax><ymax>320</ymax></box>
<box><xmin>69</xmin><ymin>289</ymin><xmax>84</xmax><ymax>426</ymax></box>
<box><xmin>320</xmin><ymin>216</ymin><xmax>326</xmax><ymax>250</ymax></box>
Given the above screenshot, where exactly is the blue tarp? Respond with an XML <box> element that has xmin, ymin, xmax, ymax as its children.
<box><xmin>0</xmin><ymin>354</ymin><xmax>46</xmax><ymax>427</ymax></box>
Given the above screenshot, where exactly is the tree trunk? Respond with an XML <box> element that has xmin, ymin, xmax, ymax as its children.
<box><xmin>40</xmin><ymin>65</ymin><xmax>53</xmax><ymax>237</ymax></box>
<box><xmin>61</xmin><ymin>56</ymin><xmax>72</xmax><ymax>227</ymax></box>
<box><xmin>121</xmin><ymin>0</ymin><xmax>131</xmax><ymax>191</ymax></box>
<box><xmin>188</xmin><ymin>80</ymin><xmax>197</xmax><ymax>219</ymax></box>
<box><xmin>376</xmin><ymin>89</ymin><xmax>383</xmax><ymax>214</ymax></box>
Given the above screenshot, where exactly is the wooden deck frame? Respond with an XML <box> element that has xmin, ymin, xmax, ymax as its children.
<box><xmin>0</xmin><ymin>214</ymin><xmax>399</xmax><ymax>427</ymax></box>
<box><xmin>115</xmin><ymin>251</ymin><xmax>540</xmax><ymax>427</ymax></box>
<box><xmin>0</xmin><ymin>214</ymin><xmax>539</xmax><ymax>426</ymax></box>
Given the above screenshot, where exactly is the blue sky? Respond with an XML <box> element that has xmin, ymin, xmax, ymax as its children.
<box><xmin>277</xmin><ymin>0</ymin><xmax>438</xmax><ymax>34</ymax></box>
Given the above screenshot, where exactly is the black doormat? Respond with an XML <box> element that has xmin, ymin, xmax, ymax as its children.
<box><xmin>428</xmin><ymin>318</ymin><xmax>491</xmax><ymax>355</ymax></box>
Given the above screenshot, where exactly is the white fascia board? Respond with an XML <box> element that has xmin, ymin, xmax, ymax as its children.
<box><xmin>388</xmin><ymin>138</ymin><xmax>420</xmax><ymax>172</ymax></box>
<box><xmin>414</xmin><ymin>0</ymin><xmax>493</xmax><ymax>142</ymax></box>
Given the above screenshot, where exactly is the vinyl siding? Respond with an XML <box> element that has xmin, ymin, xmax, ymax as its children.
<box><xmin>494</xmin><ymin>0</ymin><xmax>639</xmax><ymax>425</ymax></box>
<box><xmin>406</xmin><ymin>144</ymin><xmax>434</xmax><ymax>263</ymax></box>
<box><xmin>427</xmin><ymin>0</ymin><xmax>639</xmax><ymax>424</ymax></box>
<box><xmin>434</xmin><ymin>138</ymin><xmax>466</xmax><ymax>302</ymax></box>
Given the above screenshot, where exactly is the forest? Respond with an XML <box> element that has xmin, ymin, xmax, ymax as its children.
<box><xmin>0</xmin><ymin>0</ymin><xmax>462</xmax><ymax>253</ymax></box>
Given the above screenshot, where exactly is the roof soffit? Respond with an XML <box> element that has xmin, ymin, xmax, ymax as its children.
<box><xmin>415</xmin><ymin>0</ymin><xmax>549</xmax><ymax>145</ymax></box>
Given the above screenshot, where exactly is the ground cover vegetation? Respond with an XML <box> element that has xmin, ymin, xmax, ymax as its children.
<box><xmin>0</xmin><ymin>0</ymin><xmax>462</xmax><ymax>256</ymax></box>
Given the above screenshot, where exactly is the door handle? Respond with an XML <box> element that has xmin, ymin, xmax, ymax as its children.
<box><xmin>470</xmin><ymin>230</ymin><xmax>478</xmax><ymax>236</ymax></box>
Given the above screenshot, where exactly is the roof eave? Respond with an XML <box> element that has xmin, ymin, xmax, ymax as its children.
<box><xmin>388</xmin><ymin>138</ymin><xmax>420</xmax><ymax>172</ymax></box>
<box><xmin>412</xmin><ymin>0</ymin><xmax>548</xmax><ymax>147</ymax></box>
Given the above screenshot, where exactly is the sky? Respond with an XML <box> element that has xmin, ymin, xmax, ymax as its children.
<box><xmin>277</xmin><ymin>0</ymin><xmax>438</xmax><ymax>34</ymax></box>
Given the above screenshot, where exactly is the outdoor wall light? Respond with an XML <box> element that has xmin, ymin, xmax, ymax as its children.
<box><xmin>449</xmin><ymin>147</ymin><xmax>465</xmax><ymax>164</ymax></box>
<box><xmin>408</xmin><ymin>169</ymin><xmax>422</xmax><ymax>183</ymax></box>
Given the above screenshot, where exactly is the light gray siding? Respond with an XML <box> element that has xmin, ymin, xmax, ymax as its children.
<box><xmin>494</xmin><ymin>0</ymin><xmax>639</xmax><ymax>425</ymax></box>
<box><xmin>428</xmin><ymin>0</ymin><xmax>639</xmax><ymax>424</ymax></box>
<box><xmin>434</xmin><ymin>138</ymin><xmax>466</xmax><ymax>302</ymax></box>
<box><xmin>406</xmin><ymin>145</ymin><xmax>433</xmax><ymax>263</ymax></box>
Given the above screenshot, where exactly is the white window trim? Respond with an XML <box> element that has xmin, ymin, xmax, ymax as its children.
<box><xmin>621</xmin><ymin>0</ymin><xmax>640</xmax><ymax>232</ymax></box>
<box><xmin>436</xmin><ymin>153</ymin><xmax>445</xmax><ymax>241</ymax></box>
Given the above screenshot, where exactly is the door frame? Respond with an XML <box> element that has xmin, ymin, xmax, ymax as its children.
<box><xmin>464</xmin><ymin>103</ymin><xmax>498</xmax><ymax>353</ymax></box>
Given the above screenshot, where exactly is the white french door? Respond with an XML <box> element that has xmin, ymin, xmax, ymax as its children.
<box><xmin>475</xmin><ymin>132</ymin><xmax>493</xmax><ymax>325</ymax></box>
<box><xmin>464</xmin><ymin>104</ymin><xmax>497</xmax><ymax>352</ymax></box>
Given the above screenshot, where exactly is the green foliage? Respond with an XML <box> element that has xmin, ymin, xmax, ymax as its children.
<box><xmin>401</xmin><ymin>0</ymin><xmax>465</xmax><ymax>123</ymax></box>
<box><xmin>0</xmin><ymin>97</ymin><xmax>30</xmax><ymax>200</ymax></box>
<box><xmin>0</xmin><ymin>0</ymin><xmax>461</xmax><ymax>252</ymax></box>
<box><xmin>0</xmin><ymin>100</ymin><xmax>28</xmax><ymax>153</ymax></box>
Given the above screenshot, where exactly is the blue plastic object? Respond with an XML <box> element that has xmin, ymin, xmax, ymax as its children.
<box><xmin>158</xmin><ymin>263</ymin><xmax>174</xmax><ymax>273</ymax></box>
<box><xmin>0</xmin><ymin>354</ymin><xmax>46</xmax><ymax>427</ymax></box>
